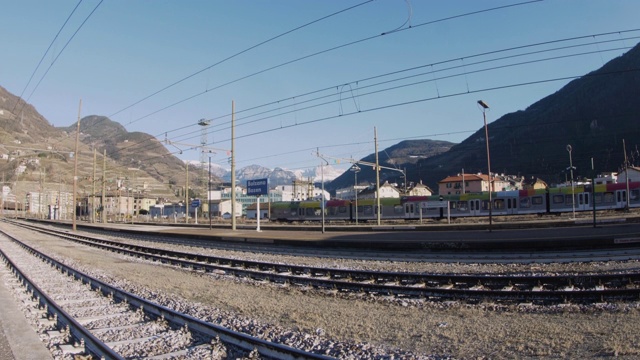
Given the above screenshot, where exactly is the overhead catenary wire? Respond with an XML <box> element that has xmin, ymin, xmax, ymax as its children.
<box><xmin>44</xmin><ymin>0</ymin><xmax>553</xmax><ymax>159</ymax></box>
<box><xmin>16</xmin><ymin>0</ymin><xmax>104</xmax><ymax>116</ymax></box>
<box><xmin>116</xmin><ymin>0</ymin><xmax>544</xmax><ymax>127</ymax></box>
<box><xmin>108</xmin><ymin>0</ymin><xmax>376</xmax><ymax>120</ymax></box>
<box><xmin>10</xmin><ymin>0</ymin><xmax>84</xmax><ymax>115</ymax></box>
<box><xmin>92</xmin><ymin>37</ymin><xmax>636</xmax><ymax>174</ymax></box>
<box><xmin>82</xmin><ymin>68</ymin><xmax>640</xmax><ymax>180</ymax></box>
<box><xmin>134</xmin><ymin>32</ymin><xmax>638</xmax><ymax>153</ymax></box>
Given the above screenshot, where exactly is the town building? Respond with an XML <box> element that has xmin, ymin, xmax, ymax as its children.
<box><xmin>406</xmin><ymin>181</ymin><xmax>434</xmax><ymax>196</ymax></box>
<box><xmin>358</xmin><ymin>181</ymin><xmax>401</xmax><ymax>199</ymax></box>
<box><xmin>521</xmin><ymin>177</ymin><xmax>548</xmax><ymax>190</ymax></box>
<box><xmin>438</xmin><ymin>173</ymin><xmax>513</xmax><ymax>195</ymax></box>
<box><xmin>617</xmin><ymin>166</ymin><xmax>640</xmax><ymax>184</ymax></box>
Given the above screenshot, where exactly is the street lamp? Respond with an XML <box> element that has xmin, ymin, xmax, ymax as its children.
<box><xmin>478</xmin><ymin>100</ymin><xmax>493</xmax><ymax>232</ymax></box>
<box><xmin>567</xmin><ymin>144</ymin><xmax>576</xmax><ymax>219</ymax></box>
<box><xmin>350</xmin><ymin>164</ymin><xmax>361</xmax><ymax>225</ymax></box>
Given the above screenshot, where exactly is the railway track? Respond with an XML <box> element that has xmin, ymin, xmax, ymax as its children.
<box><xmin>0</xmin><ymin>226</ymin><xmax>334</xmax><ymax>359</ymax></box>
<box><xmin>8</xmin><ymin>220</ymin><xmax>640</xmax><ymax>304</ymax></box>
<box><xmin>35</xmin><ymin>220</ymin><xmax>640</xmax><ymax>264</ymax></box>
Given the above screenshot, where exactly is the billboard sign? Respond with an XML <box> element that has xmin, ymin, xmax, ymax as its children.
<box><xmin>247</xmin><ymin>178</ymin><xmax>268</xmax><ymax>196</ymax></box>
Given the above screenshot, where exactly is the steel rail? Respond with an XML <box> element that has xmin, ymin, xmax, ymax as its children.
<box><xmin>0</xmin><ymin>227</ymin><xmax>334</xmax><ymax>360</ymax></box>
<box><xmin>9</xmin><ymin>220</ymin><xmax>640</xmax><ymax>303</ymax></box>
<box><xmin>0</xmin><ymin>241</ymin><xmax>124</xmax><ymax>359</ymax></box>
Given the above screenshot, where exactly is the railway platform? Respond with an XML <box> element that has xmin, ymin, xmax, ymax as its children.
<box><xmin>32</xmin><ymin>213</ymin><xmax>640</xmax><ymax>251</ymax></box>
<box><xmin>0</xmin><ymin>267</ymin><xmax>53</xmax><ymax>360</ymax></box>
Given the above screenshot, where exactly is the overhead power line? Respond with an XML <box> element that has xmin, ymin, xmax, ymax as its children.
<box><xmin>10</xmin><ymin>0</ymin><xmax>84</xmax><ymax>115</ymax></box>
<box><xmin>17</xmin><ymin>0</ymin><xmax>104</xmax><ymax>115</ymax></box>
<box><xmin>101</xmin><ymin>35</ymin><xmax>638</xmax><ymax>168</ymax></box>
<box><xmin>118</xmin><ymin>0</ymin><xmax>543</xmax><ymax>127</ymax></box>
<box><xmin>107</xmin><ymin>0</ymin><xmax>376</xmax><ymax>119</ymax></box>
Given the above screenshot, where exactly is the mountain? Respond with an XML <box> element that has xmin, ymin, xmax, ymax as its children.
<box><xmin>216</xmin><ymin>164</ymin><xmax>342</xmax><ymax>187</ymax></box>
<box><xmin>0</xmin><ymin>85</ymin><xmax>61</xmax><ymax>145</ymax></box>
<box><xmin>410</xmin><ymin>42</ymin><xmax>640</xmax><ymax>191</ymax></box>
<box><xmin>328</xmin><ymin>139</ymin><xmax>456</xmax><ymax>191</ymax></box>
<box><xmin>61</xmin><ymin>116</ymin><xmax>223</xmax><ymax>194</ymax></box>
<box><xmin>331</xmin><ymin>43</ymin><xmax>640</xmax><ymax>192</ymax></box>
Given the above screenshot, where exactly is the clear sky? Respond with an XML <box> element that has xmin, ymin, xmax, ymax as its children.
<box><xmin>2</xmin><ymin>0</ymin><xmax>639</xmax><ymax>173</ymax></box>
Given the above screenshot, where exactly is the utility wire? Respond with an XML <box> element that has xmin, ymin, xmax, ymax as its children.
<box><xmin>19</xmin><ymin>0</ymin><xmax>104</xmax><ymax>113</ymax></box>
<box><xmin>55</xmin><ymin>0</ymin><xmax>548</xmax><ymax>158</ymax></box>
<box><xmin>102</xmin><ymin>40</ymin><xmax>636</xmax><ymax>165</ymax></box>
<box><xmin>192</xmin><ymin>30</ymin><xmax>640</xmax><ymax>134</ymax></box>
<box><xmin>87</xmin><ymin>68</ymin><xmax>640</xmax><ymax>178</ymax></box>
<box><xmin>10</xmin><ymin>0</ymin><xmax>84</xmax><ymax>115</ymax></box>
<box><xmin>121</xmin><ymin>0</ymin><xmax>543</xmax><ymax>126</ymax></box>
<box><xmin>108</xmin><ymin>0</ymin><xmax>375</xmax><ymax>119</ymax></box>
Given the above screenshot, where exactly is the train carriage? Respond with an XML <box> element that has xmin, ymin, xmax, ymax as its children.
<box><xmin>271</xmin><ymin>181</ymin><xmax>640</xmax><ymax>223</ymax></box>
<box><xmin>353</xmin><ymin>198</ymin><xmax>404</xmax><ymax>221</ymax></box>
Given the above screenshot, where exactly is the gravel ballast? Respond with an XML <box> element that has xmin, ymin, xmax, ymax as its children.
<box><xmin>2</xmin><ymin>223</ymin><xmax>640</xmax><ymax>359</ymax></box>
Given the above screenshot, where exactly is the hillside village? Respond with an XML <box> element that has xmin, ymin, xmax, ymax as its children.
<box><xmin>3</xmin><ymin>143</ymin><xmax>640</xmax><ymax>221</ymax></box>
<box><xmin>2</xmin><ymin>41</ymin><xmax>640</xmax><ymax>222</ymax></box>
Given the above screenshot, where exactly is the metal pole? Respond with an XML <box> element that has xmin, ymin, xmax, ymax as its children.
<box><xmin>209</xmin><ymin>156</ymin><xmax>212</xmax><ymax>230</ymax></box>
<box><xmin>479</xmin><ymin>100</ymin><xmax>492</xmax><ymax>232</ymax></box>
<box><xmin>592</xmin><ymin>157</ymin><xmax>596</xmax><ymax>228</ymax></box>
<box><xmin>72</xmin><ymin>99</ymin><xmax>81</xmax><ymax>231</ymax></box>
<box><xmin>567</xmin><ymin>145</ymin><xmax>576</xmax><ymax>219</ymax></box>
<box><xmin>374</xmin><ymin>127</ymin><xmax>381</xmax><ymax>226</ymax></box>
<box><xmin>185</xmin><ymin>162</ymin><xmax>189</xmax><ymax>224</ymax></box>
<box><xmin>623</xmin><ymin>139</ymin><xmax>630</xmax><ymax>211</ymax></box>
<box><xmin>92</xmin><ymin>148</ymin><xmax>96</xmax><ymax>223</ymax></box>
<box><xmin>256</xmin><ymin>195</ymin><xmax>261</xmax><ymax>232</ymax></box>
<box><xmin>355</xmin><ymin>169</ymin><xmax>358</xmax><ymax>225</ymax></box>
<box><xmin>231</xmin><ymin>100</ymin><xmax>236</xmax><ymax>231</ymax></box>
<box><xmin>321</xmin><ymin>157</ymin><xmax>325</xmax><ymax>234</ymax></box>
<box><xmin>101</xmin><ymin>149</ymin><xmax>106</xmax><ymax>223</ymax></box>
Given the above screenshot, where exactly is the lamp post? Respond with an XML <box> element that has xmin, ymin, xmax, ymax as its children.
<box><xmin>567</xmin><ymin>144</ymin><xmax>576</xmax><ymax>219</ymax></box>
<box><xmin>350</xmin><ymin>164</ymin><xmax>361</xmax><ymax>225</ymax></box>
<box><xmin>478</xmin><ymin>100</ymin><xmax>493</xmax><ymax>232</ymax></box>
<box><xmin>208</xmin><ymin>155</ymin><xmax>212</xmax><ymax>230</ymax></box>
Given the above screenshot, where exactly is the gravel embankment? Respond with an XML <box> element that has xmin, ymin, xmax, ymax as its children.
<box><xmin>4</xmin><ymin>223</ymin><xmax>640</xmax><ymax>359</ymax></box>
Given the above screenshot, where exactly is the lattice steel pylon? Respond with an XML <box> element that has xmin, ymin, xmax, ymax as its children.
<box><xmin>198</xmin><ymin>118</ymin><xmax>211</xmax><ymax>181</ymax></box>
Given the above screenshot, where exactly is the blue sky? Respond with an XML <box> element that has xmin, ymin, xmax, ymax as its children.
<box><xmin>2</xmin><ymin>0</ymin><xmax>639</xmax><ymax>173</ymax></box>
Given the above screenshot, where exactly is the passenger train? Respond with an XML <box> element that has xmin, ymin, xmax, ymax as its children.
<box><xmin>269</xmin><ymin>181</ymin><xmax>640</xmax><ymax>222</ymax></box>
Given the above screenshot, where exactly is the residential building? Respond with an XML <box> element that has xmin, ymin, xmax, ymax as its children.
<box><xmin>406</xmin><ymin>181</ymin><xmax>433</xmax><ymax>196</ymax></box>
<box><xmin>245</xmin><ymin>202</ymin><xmax>269</xmax><ymax>219</ymax></box>
<box><xmin>521</xmin><ymin>177</ymin><xmax>548</xmax><ymax>190</ymax></box>
<box><xmin>358</xmin><ymin>181</ymin><xmax>401</xmax><ymax>199</ymax></box>
<box><xmin>617</xmin><ymin>166</ymin><xmax>640</xmax><ymax>184</ymax></box>
<box><xmin>438</xmin><ymin>173</ymin><xmax>512</xmax><ymax>195</ymax></box>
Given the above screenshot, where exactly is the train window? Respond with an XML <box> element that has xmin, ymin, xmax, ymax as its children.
<box><xmin>329</xmin><ymin>207</ymin><xmax>337</xmax><ymax>216</ymax></box>
<box><xmin>552</xmin><ymin>195</ymin><xmax>564</xmax><ymax>204</ymax></box>
<box><xmin>494</xmin><ymin>199</ymin><xmax>504</xmax><ymax>209</ymax></box>
<box><xmin>394</xmin><ymin>205</ymin><xmax>404</xmax><ymax>214</ymax></box>
<box><xmin>482</xmin><ymin>200</ymin><xmax>490</xmax><ymax>210</ymax></box>
<box><xmin>339</xmin><ymin>206</ymin><xmax>348</xmax><ymax>213</ymax></box>
<box><xmin>532</xmin><ymin>196</ymin><xmax>543</xmax><ymax>205</ymax></box>
<box><xmin>631</xmin><ymin>190</ymin><xmax>639</xmax><ymax>201</ymax></box>
<box><xmin>306</xmin><ymin>208</ymin><xmax>314</xmax><ymax>216</ymax></box>
<box><xmin>470</xmin><ymin>201</ymin><xmax>475</xmax><ymax>211</ymax></box>
<box><xmin>457</xmin><ymin>201</ymin><xmax>468</xmax><ymax>211</ymax></box>
<box><xmin>603</xmin><ymin>192</ymin><xmax>614</xmax><ymax>203</ymax></box>
<box><xmin>565</xmin><ymin>195</ymin><xmax>576</xmax><ymax>205</ymax></box>
<box><xmin>363</xmin><ymin>205</ymin><xmax>373</xmax><ymax>215</ymax></box>
<box><xmin>520</xmin><ymin>197</ymin><xmax>530</xmax><ymax>208</ymax></box>
<box><xmin>594</xmin><ymin>193</ymin><xmax>602</xmax><ymax>204</ymax></box>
